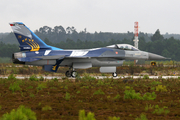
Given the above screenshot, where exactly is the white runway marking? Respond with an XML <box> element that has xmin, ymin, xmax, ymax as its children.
<box><xmin>0</xmin><ymin>76</ymin><xmax>179</xmax><ymax>79</ymax></box>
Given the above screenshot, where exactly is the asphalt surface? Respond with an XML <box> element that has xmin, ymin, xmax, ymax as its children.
<box><xmin>0</xmin><ymin>76</ymin><xmax>179</xmax><ymax>79</ymax></box>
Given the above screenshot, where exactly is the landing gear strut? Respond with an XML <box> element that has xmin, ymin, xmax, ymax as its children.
<box><xmin>112</xmin><ymin>72</ymin><xmax>117</xmax><ymax>77</ymax></box>
<box><xmin>65</xmin><ymin>67</ymin><xmax>78</xmax><ymax>77</ymax></box>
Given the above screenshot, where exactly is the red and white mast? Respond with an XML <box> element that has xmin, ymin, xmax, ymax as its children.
<box><xmin>133</xmin><ymin>22</ymin><xmax>139</xmax><ymax>48</ymax></box>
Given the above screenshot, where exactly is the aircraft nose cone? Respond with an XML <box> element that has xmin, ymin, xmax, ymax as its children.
<box><xmin>148</xmin><ymin>53</ymin><xmax>166</xmax><ymax>60</ymax></box>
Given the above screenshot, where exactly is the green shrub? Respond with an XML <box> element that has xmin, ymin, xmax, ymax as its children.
<box><xmin>79</xmin><ymin>109</ymin><xmax>96</xmax><ymax>120</ymax></box>
<box><xmin>8</xmin><ymin>74</ymin><xmax>16</xmax><ymax>80</ymax></box>
<box><xmin>135</xmin><ymin>113</ymin><xmax>147</xmax><ymax>120</ymax></box>
<box><xmin>38</xmin><ymin>102</ymin><xmax>41</xmax><ymax>106</ymax></box>
<box><xmin>81</xmin><ymin>73</ymin><xmax>96</xmax><ymax>81</ymax></box>
<box><xmin>29</xmin><ymin>93</ymin><xmax>35</xmax><ymax>98</ymax></box>
<box><xmin>81</xmin><ymin>86</ymin><xmax>89</xmax><ymax>89</ymax></box>
<box><xmin>64</xmin><ymin>92</ymin><xmax>71</xmax><ymax>100</ymax></box>
<box><xmin>108</xmin><ymin>116</ymin><xmax>120</xmax><ymax>120</ymax></box>
<box><xmin>150</xmin><ymin>81</ymin><xmax>162</xmax><ymax>85</ymax></box>
<box><xmin>1</xmin><ymin>105</ymin><xmax>36</xmax><ymax>120</ymax></box>
<box><xmin>124</xmin><ymin>88</ymin><xmax>156</xmax><ymax>100</ymax></box>
<box><xmin>42</xmin><ymin>105</ymin><xmax>52</xmax><ymax>111</ymax></box>
<box><xmin>151</xmin><ymin>87</ymin><xmax>155</xmax><ymax>90</ymax></box>
<box><xmin>50</xmin><ymin>87</ymin><xmax>57</xmax><ymax>89</ymax></box>
<box><xmin>27</xmin><ymin>86</ymin><xmax>33</xmax><ymax>89</ymax></box>
<box><xmin>107</xmin><ymin>96</ymin><xmax>111</xmax><ymax>99</ymax></box>
<box><xmin>156</xmin><ymin>85</ymin><xmax>168</xmax><ymax>92</ymax></box>
<box><xmin>52</xmin><ymin>78</ymin><xmax>58</xmax><ymax>82</ymax></box>
<box><xmin>64</xmin><ymin>86</ymin><xmax>68</xmax><ymax>89</ymax></box>
<box><xmin>29</xmin><ymin>75</ymin><xmax>39</xmax><ymax>81</ymax></box>
<box><xmin>124</xmin><ymin>88</ymin><xmax>142</xmax><ymax>100</ymax></box>
<box><xmin>93</xmin><ymin>89</ymin><xmax>105</xmax><ymax>95</ymax></box>
<box><xmin>142</xmin><ymin>92</ymin><xmax>156</xmax><ymax>100</ymax></box>
<box><xmin>145</xmin><ymin>104</ymin><xmax>154</xmax><ymax>111</ymax></box>
<box><xmin>39</xmin><ymin>76</ymin><xmax>44</xmax><ymax>81</ymax></box>
<box><xmin>36</xmin><ymin>83</ymin><xmax>47</xmax><ymax>90</ymax></box>
<box><xmin>125</xmin><ymin>86</ymin><xmax>131</xmax><ymax>89</ymax></box>
<box><xmin>143</xmin><ymin>75</ymin><xmax>149</xmax><ymax>79</ymax></box>
<box><xmin>97</xmin><ymin>80</ymin><xmax>104</xmax><ymax>86</ymax></box>
<box><xmin>113</xmin><ymin>94</ymin><xmax>121</xmax><ymax>100</ymax></box>
<box><xmin>77</xmin><ymin>91</ymin><xmax>81</xmax><ymax>94</ymax></box>
<box><xmin>101</xmin><ymin>73</ymin><xmax>106</xmax><ymax>76</ymax></box>
<box><xmin>9</xmin><ymin>82</ymin><xmax>21</xmax><ymax>93</ymax></box>
<box><xmin>152</xmin><ymin>105</ymin><xmax>170</xmax><ymax>115</ymax></box>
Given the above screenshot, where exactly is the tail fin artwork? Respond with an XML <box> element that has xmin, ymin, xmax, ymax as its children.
<box><xmin>9</xmin><ymin>22</ymin><xmax>62</xmax><ymax>51</ymax></box>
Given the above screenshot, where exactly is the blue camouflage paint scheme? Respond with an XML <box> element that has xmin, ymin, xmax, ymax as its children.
<box><xmin>19</xmin><ymin>48</ymin><xmax>113</xmax><ymax>61</ymax></box>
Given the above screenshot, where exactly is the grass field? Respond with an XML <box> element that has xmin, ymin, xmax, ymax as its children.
<box><xmin>0</xmin><ymin>74</ymin><xmax>180</xmax><ymax>119</ymax></box>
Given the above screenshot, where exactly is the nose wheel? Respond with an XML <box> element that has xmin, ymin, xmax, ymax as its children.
<box><xmin>112</xmin><ymin>72</ymin><xmax>117</xmax><ymax>77</ymax></box>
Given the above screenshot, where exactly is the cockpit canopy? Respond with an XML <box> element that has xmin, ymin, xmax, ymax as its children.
<box><xmin>106</xmin><ymin>44</ymin><xmax>139</xmax><ymax>51</ymax></box>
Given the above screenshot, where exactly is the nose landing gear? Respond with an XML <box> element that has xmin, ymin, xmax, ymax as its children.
<box><xmin>112</xmin><ymin>72</ymin><xmax>117</xmax><ymax>77</ymax></box>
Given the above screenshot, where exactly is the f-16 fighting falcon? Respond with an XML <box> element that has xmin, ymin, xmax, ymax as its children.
<box><xmin>10</xmin><ymin>22</ymin><xmax>167</xmax><ymax>77</ymax></box>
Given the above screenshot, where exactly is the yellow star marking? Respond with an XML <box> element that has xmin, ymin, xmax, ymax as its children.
<box><xmin>52</xmin><ymin>65</ymin><xmax>57</xmax><ymax>71</ymax></box>
<box><xmin>25</xmin><ymin>38</ymin><xmax>27</xmax><ymax>41</ymax></box>
<box><xmin>22</xmin><ymin>40</ymin><xmax>24</xmax><ymax>42</ymax></box>
<box><xmin>32</xmin><ymin>39</ymin><xmax>34</xmax><ymax>42</ymax></box>
<box><xmin>29</xmin><ymin>39</ymin><xmax>31</xmax><ymax>41</ymax></box>
<box><xmin>18</xmin><ymin>35</ymin><xmax>22</xmax><ymax>39</ymax></box>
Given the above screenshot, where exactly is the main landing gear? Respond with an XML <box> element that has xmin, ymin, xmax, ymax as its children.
<box><xmin>65</xmin><ymin>68</ymin><xmax>78</xmax><ymax>78</ymax></box>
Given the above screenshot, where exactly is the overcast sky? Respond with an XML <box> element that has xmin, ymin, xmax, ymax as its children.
<box><xmin>1</xmin><ymin>0</ymin><xmax>180</xmax><ymax>34</ymax></box>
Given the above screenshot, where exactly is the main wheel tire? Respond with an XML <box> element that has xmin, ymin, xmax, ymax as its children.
<box><xmin>65</xmin><ymin>71</ymin><xmax>71</xmax><ymax>77</ymax></box>
<box><xmin>112</xmin><ymin>72</ymin><xmax>117</xmax><ymax>77</ymax></box>
<box><xmin>71</xmin><ymin>71</ymin><xmax>77</xmax><ymax>78</ymax></box>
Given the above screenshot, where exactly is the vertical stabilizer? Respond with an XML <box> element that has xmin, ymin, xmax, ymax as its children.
<box><xmin>10</xmin><ymin>22</ymin><xmax>62</xmax><ymax>51</ymax></box>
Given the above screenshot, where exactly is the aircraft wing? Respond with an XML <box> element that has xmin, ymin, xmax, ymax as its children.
<box><xmin>17</xmin><ymin>55</ymin><xmax>66</xmax><ymax>62</ymax></box>
<box><xmin>17</xmin><ymin>57</ymin><xmax>42</xmax><ymax>62</ymax></box>
<box><xmin>35</xmin><ymin>55</ymin><xmax>66</xmax><ymax>60</ymax></box>
<box><xmin>64</xmin><ymin>54</ymin><xmax>125</xmax><ymax>59</ymax></box>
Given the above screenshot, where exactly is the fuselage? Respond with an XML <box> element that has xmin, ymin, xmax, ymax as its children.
<box><xmin>13</xmin><ymin>46</ymin><xmax>150</xmax><ymax>68</ymax></box>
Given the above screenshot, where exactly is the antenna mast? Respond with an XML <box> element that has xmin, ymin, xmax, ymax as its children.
<box><xmin>133</xmin><ymin>22</ymin><xmax>139</xmax><ymax>48</ymax></box>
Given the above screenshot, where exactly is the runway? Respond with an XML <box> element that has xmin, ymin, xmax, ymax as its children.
<box><xmin>0</xmin><ymin>75</ymin><xmax>179</xmax><ymax>79</ymax></box>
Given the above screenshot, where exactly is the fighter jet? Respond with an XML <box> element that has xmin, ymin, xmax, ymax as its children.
<box><xmin>10</xmin><ymin>22</ymin><xmax>167</xmax><ymax>77</ymax></box>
